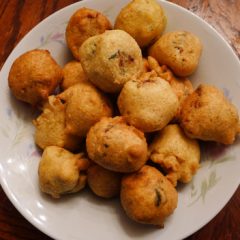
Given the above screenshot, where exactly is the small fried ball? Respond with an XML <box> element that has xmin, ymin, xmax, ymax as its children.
<box><xmin>80</xmin><ymin>30</ymin><xmax>142</xmax><ymax>93</ymax></box>
<box><xmin>148</xmin><ymin>56</ymin><xmax>193</xmax><ymax>120</ymax></box>
<box><xmin>61</xmin><ymin>61</ymin><xmax>88</xmax><ymax>90</ymax></box>
<box><xmin>179</xmin><ymin>84</ymin><xmax>240</xmax><ymax>144</ymax></box>
<box><xmin>33</xmin><ymin>95</ymin><xmax>80</xmax><ymax>151</ymax></box>
<box><xmin>149</xmin><ymin>124</ymin><xmax>200</xmax><ymax>186</ymax></box>
<box><xmin>117</xmin><ymin>72</ymin><xmax>179</xmax><ymax>132</ymax></box>
<box><xmin>149</xmin><ymin>31</ymin><xmax>202</xmax><ymax>77</ymax></box>
<box><xmin>8</xmin><ymin>49</ymin><xmax>62</xmax><ymax>106</ymax></box>
<box><xmin>87</xmin><ymin>164</ymin><xmax>122</xmax><ymax>198</ymax></box>
<box><xmin>86</xmin><ymin>117</ymin><xmax>148</xmax><ymax>173</ymax></box>
<box><xmin>121</xmin><ymin>165</ymin><xmax>178</xmax><ymax>227</ymax></box>
<box><xmin>66</xmin><ymin>8</ymin><xmax>112</xmax><ymax>60</ymax></box>
<box><xmin>59</xmin><ymin>83</ymin><xmax>113</xmax><ymax>137</ymax></box>
<box><xmin>114</xmin><ymin>0</ymin><xmax>166</xmax><ymax>47</ymax></box>
<box><xmin>38</xmin><ymin>146</ymin><xmax>90</xmax><ymax>198</ymax></box>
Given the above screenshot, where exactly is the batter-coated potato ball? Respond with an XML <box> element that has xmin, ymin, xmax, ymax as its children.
<box><xmin>114</xmin><ymin>0</ymin><xmax>166</xmax><ymax>47</ymax></box>
<box><xmin>33</xmin><ymin>95</ymin><xmax>81</xmax><ymax>151</ymax></box>
<box><xmin>66</xmin><ymin>7</ymin><xmax>112</xmax><ymax>60</ymax></box>
<box><xmin>80</xmin><ymin>30</ymin><xmax>142</xmax><ymax>93</ymax></box>
<box><xmin>180</xmin><ymin>84</ymin><xmax>240</xmax><ymax>144</ymax></box>
<box><xmin>149</xmin><ymin>124</ymin><xmax>200</xmax><ymax>186</ymax></box>
<box><xmin>149</xmin><ymin>31</ymin><xmax>202</xmax><ymax>77</ymax></box>
<box><xmin>8</xmin><ymin>49</ymin><xmax>62</xmax><ymax>106</ymax></box>
<box><xmin>61</xmin><ymin>61</ymin><xmax>88</xmax><ymax>90</ymax></box>
<box><xmin>87</xmin><ymin>164</ymin><xmax>122</xmax><ymax>198</ymax></box>
<box><xmin>121</xmin><ymin>165</ymin><xmax>178</xmax><ymax>227</ymax></box>
<box><xmin>147</xmin><ymin>56</ymin><xmax>193</xmax><ymax>120</ymax></box>
<box><xmin>86</xmin><ymin>117</ymin><xmax>148</xmax><ymax>173</ymax></box>
<box><xmin>38</xmin><ymin>146</ymin><xmax>90</xmax><ymax>198</ymax></box>
<box><xmin>58</xmin><ymin>83</ymin><xmax>113</xmax><ymax>137</ymax></box>
<box><xmin>117</xmin><ymin>72</ymin><xmax>179</xmax><ymax>132</ymax></box>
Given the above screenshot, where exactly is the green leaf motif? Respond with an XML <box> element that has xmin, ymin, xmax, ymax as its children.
<box><xmin>188</xmin><ymin>169</ymin><xmax>221</xmax><ymax>207</ymax></box>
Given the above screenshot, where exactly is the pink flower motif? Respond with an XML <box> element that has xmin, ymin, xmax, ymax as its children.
<box><xmin>51</xmin><ymin>32</ymin><xmax>64</xmax><ymax>41</ymax></box>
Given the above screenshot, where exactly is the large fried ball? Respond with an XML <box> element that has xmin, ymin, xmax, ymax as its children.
<box><xmin>66</xmin><ymin>8</ymin><xmax>112</xmax><ymax>60</ymax></box>
<box><xmin>33</xmin><ymin>95</ymin><xmax>80</xmax><ymax>151</ymax></box>
<box><xmin>38</xmin><ymin>146</ymin><xmax>90</xmax><ymax>198</ymax></box>
<box><xmin>59</xmin><ymin>83</ymin><xmax>113</xmax><ymax>137</ymax></box>
<box><xmin>8</xmin><ymin>49</ymin><xmax>62</xmax><ymax>106</ymax></box>
<box><xmin>80</xmin><ymin>30</ymin><xmax>142</xmax><ymax>93</ymax></box>
<box><xmin>87</xmin><ymin>164</ymin><xmax>122</xmax><ymax>198</ymax></box>
<box><xmin>147</xmin><ymin>56</ymin><xmax>193</xmax><ymax>120</ymax></box>
<box><xmin>149</xmin><ymin>31</ymin><xmax>202</xmax><ymax>77</ymax></box>
<box><xmin>121</xmin><ymin>165</ymin><xmax>178</xmax><ymax>227</ymax></box>
<box><xmin>117</xmin><ymin>72</ymin><xmax>179</xmax><ymax>132</ymax></box>
<box><xmin>61</xmin><ymin>61</ymin><xmax>88</xmax><ymax>90</ymax></box>
<box><xmin>149</xmin><ymin>124</ymin><xmax>200</xmax><ymax>186</ymax></box>
<box><xmin>86</xmin><ymin>117</ymin><xmax>148</xmax><ymax>173</ymax></box>
<box><xmin>179</xmin><ymin>84</ymin><xmax>240</xmax><ymax>144</ymax></box>
<box><xmin>114</xmin><ymin>0</ymin><xmax>166</xmax><ymax>47</ymax></box>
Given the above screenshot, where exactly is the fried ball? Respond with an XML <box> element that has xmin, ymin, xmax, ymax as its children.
<box><xmin>61</xmin><ymin>61</ymin><xmax>88</xmax><ymax>90</ymax></box>
<box><xmin>66</xmin><ymin>8</ymin><xmax>112</xmax><ymax>60</ymax></box>
<box><xmin>80</xmin><ymin>30</ymin><xmax>142</xmax><ymax>93</ymax></box>
<box><xmin>149</xmin><ymin>31</ymin><xmax>202</xmax><ymax>77</ymax></box>
<box><xmin>86</xmin><ymin>117</ymin><xmax>148</xmax><ymax>173</ymax></box>
<box><xmin>179</xmin><ymin>84</ymin><xmax>240</xmax><ymax>144</ymax></box>
<box><xmin>114</xmin><ymin>0</ymin><xmax>166</xmax><ymax>47</ymax></box>
<box><xmin>117</xmin><ymin>72</ymin><xmax>179</xmax><ymax>132</ymax></box>
<box><xmin>149</xmin><ymin>124</ymin><xmax>200</xmax><ymax>186</ymax></box>
<box><xmin>38</xmin><ymin>146</ymin><xmax>90</xmax><ymax>198</ymax></box>
<box><xmin>58</xmin><ymin>83</ymin><xmax>113</xmax><ymax>137</ymax></box>
<box><xmin>121</xmin><ymin>165</ymin><xmax>178</xmax><ymax>227</ymax></box>
<box><xmin>8</xmin><ymin>49</ymin><xmax>62</xmax><ymax>106</ymax></box>
<box><xmin>87</xmin><ymin>164</ymin><xmax>122</xmax><ymax>198</ymax></box>
<box><xmin>148</xmin><ymin>56</ymin><xmax>193</xmax><ymax>120</ymax></box>
<box><xmin>33</xmin><ymin>95</ymin><xmax>80</xmax><ymax>151</ymax></box>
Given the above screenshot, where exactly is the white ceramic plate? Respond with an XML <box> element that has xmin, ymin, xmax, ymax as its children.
<box><xmin>0</xmin><ymin>0</ymin><xmax>239</xmax><ymax>239</ymax></box>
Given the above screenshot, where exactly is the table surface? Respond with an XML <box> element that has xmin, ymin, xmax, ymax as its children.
<box><xmin>0</xmin><ymin>0</ymin><xmax>239</xmax><ymax>239</ymax></box>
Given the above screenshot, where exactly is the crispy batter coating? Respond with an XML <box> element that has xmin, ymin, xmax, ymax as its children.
<box><xmin>38</xmin><ymin>146</ymin><xmax>90</xmax><ymax>198</ymax></box>
<box><xmin>149</xmin><ymin>124</ymin><xmax>200</xmax><ymax>186</ymax></box>
<box><xmin>149</xmin><ymin>31</ymin><xmax>202</xmax><ymax>77</ymax></box>
<box><xmin>61</xmin><ymin>61</ymin><xmax>88</xmax><ymax>90</ymax></box>
<box><xmin>121</xmin><ymin>165</ymin><xmax>178</xmax><ymax>226</ymax></box>
<box><xmin>33</xmin><ymin>95</ymin><xmax>81</xmax><ymax>151</ymax></box>
<box><xmin>66</xmin><ymin>8</ymin><xmax>112</xmax><ymax>60</ymax></box>
<box><xmin>79</xmin><ymin>30</ymin><xmax>142</xmax><ymax>93</ymax></box>
<box><xmin>8</xmin><ymin>49</ymin><xmax>62</xmax><ymax>106</ymax></box>
<box><xmin>86</xmin><ymin>117</ymin><xmax>148</xmax><ymax>173</ymax></box>
<box><xmin>118</xmin><ymin>72</ymin><xmax>179</xmax><ymax>132</ymax></box>
<box><xmin>147</xmin><ymin>56</ymin><xmax>193</xmax><ymax>120</ymax></box>
<box><xmin>114</xmin><ymin>0</ymin><xmax>166</xmax><ymax>47</ymax></box>
<box><xmin>180</xmin><ymin>84</ymin><xmax>240</xmax><ymax>144</ymax></box>
<box><xmin>87</xmin><ymin>164</ymin><xmax>122</xmax><ymax>198</ymax></box>
<box><xmin>58</xmin><ymin>83</ymin><xmax>113</xmax><ymax>137</ymax></box>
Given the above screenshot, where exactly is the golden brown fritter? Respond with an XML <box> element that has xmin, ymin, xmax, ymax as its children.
<box><xmin>86</xmin><ymin>117</ymin><xmax>148</xmax><ymax>173</ymax></box>
<box><xmin>149</xmin><ymin>31</ymin><xmax>202</xmax><ymax>77</ymax></box>
<box><xmin>149</xmin><ymin>124</ymin><xmax>200</xmax><ymax>186</ymax></box>
<box><xmin>180</xmin><ymin>84</ymin><xmax>240</xmax><ymax>144</ymax></box>
<box><xmin>117</xmin><ymin>72</ymin><xmax>179</xmax><ymax>132</ymax></box>
<box><xmin>61</xmin><ymin>61</ymin><xmax>88</xmax><ymax>90</ymax></box>
<box><xmin>114</xmin><ymin>0</ymin><xmax>166</xmax><ymax>47</ymax></box>
<box><xmin>58</xmin><ymin>83</ymin><xmax>113</xmax><ymax>137</ymax></box>
<box><xmin>79</xmin><ymin>30</ymin><xmax>142</xmax><ymax>93</ymax></box>
<box><xmin>121</xmin><ymin>165</ymin><xmax>178</xmax><ymax>227</ymax></box>
<box><xmin>147</xmin><ymin>56</ymin><xmax>193</xmax><ymax>120</ymax></box>
<box><xmin>33</xmin><ymin>95</ymin><xmax>81</xmax><ymax>151</ymax></box>
<box><xmin>87</xmin><ymin>164</ymin><xmax>122</xmax><ymax>198</ymax></box>
<box><xmin>8</xmin><ymin>49</ymin><xmax>62</xmax><ymax>106</ymax></box>
<box><xmin>38</xmin><ymin>146</ymin><xmax>90</xmax><ymax>198</ymax></box>
<box><xmin>66</xmin><ymin>7</ymin><xmax>112</xmax><ymax>60</ymax></box>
